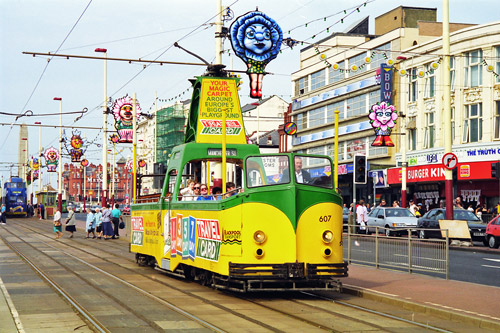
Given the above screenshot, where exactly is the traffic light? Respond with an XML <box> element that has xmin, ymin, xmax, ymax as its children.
<box><xmin>354</xmin><ymin>155</ymin><xmax>367</xmax><ymax>184</ymax></box>
<box><xmin>492</xmin><ymin>161</ymin><xmax>500</xmax><ymax>179</ymax></box>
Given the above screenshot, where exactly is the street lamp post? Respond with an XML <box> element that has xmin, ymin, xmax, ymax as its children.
<box><xmin>35</xmin><ymin>121</ymin><xmax>42</xmax><ymax>205</ymax></box>
<box><xmin>95</xmin><ymin>47</ymin><xmax>108</xmax><ymax>207</ymax></box>
<box><xmin>54</xmin><ymin>97</ymin><xmax>63</xmax><ymax>213</ymax></box>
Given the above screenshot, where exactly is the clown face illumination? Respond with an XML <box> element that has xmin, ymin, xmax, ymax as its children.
<box><xmin>112</xmin><ymin>95</ymin><xmax>141</xmax><ymax>143</ymax></box>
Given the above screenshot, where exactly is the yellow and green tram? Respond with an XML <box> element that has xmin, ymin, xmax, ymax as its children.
<box><xmin>130</xmin><ymin>72</ymin><xmax>347</xmax><ymax>292</ymax></box>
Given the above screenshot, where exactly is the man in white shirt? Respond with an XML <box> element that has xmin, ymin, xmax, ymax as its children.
<box><xmin>294</xmin><ymin>157</ymin><xmax>311</xmax><ymax>184</ymax></box>
<box><xmin>409</xmin><ymin>199</ymin><xmax>418</xmax><ymax>215</ymax></box>
<box><xmin>356</xmin><ymin>199</ymin><xmax>368</xmax><ymax>233</ymax></box>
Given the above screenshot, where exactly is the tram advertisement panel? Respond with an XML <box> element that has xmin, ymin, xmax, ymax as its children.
<box><xmin>196</xmin><ymin>78</ymin><xmax>247</xmax><ymax>144</ymax></box>
<box><xmin>131</xmin><ymin>216</ymin><xmax>144</xmax><ymax>246</ymax></box>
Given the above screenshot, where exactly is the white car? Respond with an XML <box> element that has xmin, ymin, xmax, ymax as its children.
<box><xmin>367</xmin><ymin>207</ymin><xmax>418</xmax><ymax>236</ymax></box>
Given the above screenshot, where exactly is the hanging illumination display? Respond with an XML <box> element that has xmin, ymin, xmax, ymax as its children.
<box><xmin>44</xmin><ymin>147</ymin><xmax>59</xmax><ymax>172</ymax></box>
<box><xmin>111</xmin><ymin>94</ymin><xmax>141</xmax><ymax>143</ymax></box>
<box><xmin>65</xmin><ymin>130</ymin><xmax>86</xmax><ymax>162</ymax></box>
<box><xmin>368</xmin><ymin>102</ymin><xmax>398</xmax><ymax>147</ymax></box>
<box><xmin>81</xmin><ymin>159</ymin><xmax>89</xmax><ymax>167</ymax></box>
<box><xmin>138</xmin><ymin>160</ymin><xmax>146</xmax><ymax>168</ymax></box>
<box><xmin>230</xmin><ymin>11</ymin><xmax>283</xmax><ymax>99</ymax></box>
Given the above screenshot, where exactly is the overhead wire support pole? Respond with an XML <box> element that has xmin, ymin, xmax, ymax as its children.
<box><xmin>443</xmin><ymin>0</ymin><xmax>453</xmax><ymax>220</ymax></box>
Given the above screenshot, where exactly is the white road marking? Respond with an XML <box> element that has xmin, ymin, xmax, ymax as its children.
<box><xmin>483</xmin><ymin>258</ymin><xmax>500</xmax><ymax>263</ymax></box>
<box><xmin>0</xmin><ymin>276</ymin><xmax>25</xmax><ymax>333</ymax></box>
<box><xmin>481</xmin><ymin>264</ymin><xmax>500</xmax><ymax>269</ymax></box>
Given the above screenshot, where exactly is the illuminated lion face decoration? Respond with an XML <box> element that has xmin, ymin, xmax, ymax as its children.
<box><xmin>70</xmin><ymin>134</ymin><xmax>83</xmax><ymax>149</ymax></box>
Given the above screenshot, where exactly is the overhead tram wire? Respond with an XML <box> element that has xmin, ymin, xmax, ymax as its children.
<box><xmin>69</xmin><ymin>0</ymin><xmax>240</xmax><ymax>125</ymax></box>
<box><xmin>0</xmin><ymin>0</ymin><xmax>94</xmax><ymax>150</ymax></box>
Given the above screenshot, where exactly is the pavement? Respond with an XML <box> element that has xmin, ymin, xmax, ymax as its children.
<box><xmin>2</xmin><ymin>216</ymin><xmax>500</xmax><ymax>331</ymax></box>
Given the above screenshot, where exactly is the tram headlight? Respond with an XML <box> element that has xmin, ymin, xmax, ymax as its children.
<box><xmin>253</xmin><ymin>230</ymin><xmax>266</xmax><ymax>244</ymax></box>
<box><xmin>322</xmin><ymin>230</ymin><xmax>333</xmax><ymax>243</ymax></box>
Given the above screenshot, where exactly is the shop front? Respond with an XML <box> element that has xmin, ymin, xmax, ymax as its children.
<box><xmin>387</xmin><ymin>160</ymin><xmax>500</xmax><ymax>213</ymax></box>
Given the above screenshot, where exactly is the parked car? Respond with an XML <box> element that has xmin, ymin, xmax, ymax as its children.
<box><xmin>122</xmin><ymin>205</ymin><xmax>130</xmax><ymax>215</ymax></box>
<box><xmin>417</xmin><ymin>208</ymin><xmax>487</xmax><ymax>243</ymax></box>
<box><xmin>342</xmin><ymin>207</ymin><xmax>350</xmax><ymax>231</ymax></box>
<box><xmin>485</xmin><ymin>215</ymin><xmax>500</xmax><ymax>248</ymax></box>
<box><xmin>367</xmin><ymin>207</ymin><xmax>418</xmax><ymax>236</ymax></box>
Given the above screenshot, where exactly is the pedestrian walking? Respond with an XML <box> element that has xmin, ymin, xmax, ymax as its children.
<box><xmin>94</xmin><ymin>207</ymin><xmax>102</xmax><ymax>239</ymax></box>
<box><xmin>85</xmin><ymin>208</ymin><xmax>96</xmax><ymax>239</ymax></box>
<box><xmin>39</xmin><ymin>203</ymin><xmax>45</xmax><ymax>220</ymax></box>
<box><xmin>53</xmin><ymin>209</ymin><xmax>63</xmax><ymax>239</ymax></box>
<box><xmin>0</xmin><ymin>204</ymin><xmax>6</xmax><ymax>225</ymax></box>
<box><xmin>65</xmin><ymin>207</ymin><xmax>76</xmax><ymax>238</ymax></box>
<box><xmin>101</xmin><ymin>205</ymin><xmax>113</xmax><ymax>240</ymax></box>
<box><xmin>111</xmin><ymin>203</ymin><xmax>122</xmax><ymax>239</ymax></box>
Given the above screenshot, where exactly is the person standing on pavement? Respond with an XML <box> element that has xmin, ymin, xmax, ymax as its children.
<box><xmin>85</xmin><ymin>208</ymin><xmax>96</xmax><ymax>239</ymax></box>
<box><xmin>409</xmin><ymin>199</ymin><xmax>418</xmax><ymax>215</ymax></box>
<box><xmin>378</xmin><ymin>199</ymin><xmax>387</xmax><ymax>207</ymax></box>
<box><xmin>111</xmin><ymin>203</ymin><xmax>122</xmax><ymax>239</ymax></box>
<box><xmin>101</xmin><ymin>204</ymin><xmax>113</xmax><ymax>240</ymax></box>
<box><xmin>53</xmin><ymin>209</ymin><xmax>63</xmax><ymax>239</ymax></box>
<box><xmin>356</xmin><ymin>199</ymin><xmax>368</xmax><ymax>233</ymax></box>
<box><xmin>39</xmin><ymin>203</ymin><xmax>45</xmax><ymax>220</ymax></box>
<box><xmin>94</xmin><ymin>207</ymin><xmax>102</xmax><ymax>239</ymax></box>
<box><xmin>65</xmin><ymin>207</ymin><xmax>76</xmax><ymax>238</ymax></box>
<box><xmin>0</xmin><ymin>204</ymin><xmax>6</xmax><ymax>225</ymax></box>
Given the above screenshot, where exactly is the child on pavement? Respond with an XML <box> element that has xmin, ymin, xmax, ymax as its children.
<box><xmin>85</xmin><ymin>208</ymin><xmax>96</xmax><ymax>239</ymax></box>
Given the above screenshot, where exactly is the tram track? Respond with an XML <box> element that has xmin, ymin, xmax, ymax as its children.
<box><xmin>0</xmin><ymin>219</ymin><xmax>482</xmax><ymax>332</ymax></box>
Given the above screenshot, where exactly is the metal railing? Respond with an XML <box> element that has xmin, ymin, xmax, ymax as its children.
<box><xmin>344</xmin><ymin>225</ymin><xmax>449</xmax><ymax>279</ymax></box>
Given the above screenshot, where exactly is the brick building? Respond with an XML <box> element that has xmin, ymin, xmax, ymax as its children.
<box><xmin>62</xmin><ymin>157</ymin><xmax>130</xmax><ymax>204</ymax></box>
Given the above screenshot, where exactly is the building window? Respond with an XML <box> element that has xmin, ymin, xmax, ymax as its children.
<box><xmin>328</xmin><ymin>61</ymin><xmax>344</xmax><ymax>83</ymax></box>
<box><xmin>307</xmin><ymin>146</ymin><xmax>325</xmax><ymax>164</ymax></box>
<box><xmin>326</xmin><ymin>101</ymin><xmax>345</xmax><ymax>122</ymax></box>
<box><xmin>348</xmin><ymin>53</ymin><xmax>367</xmax><ymax>76</ymax></box>
<box><xmin>424</xmin><ymin>63</ymin><xmax>435</xmax><ymax>98</ymax></box>
<box><xmin>423</xmin><ymin>110</ymin><xmax>435</xmax><ymax>148</ymax></box>
<box><xmin>368</xmin><ymin>90</ymin><xmax>379</xmax><ymax>108</ymax></box>
<box><xmin>463</xmin><ymin>103</ymin><xmax>483</xmax><ymax>143</ymax></box>
<box><xmin>494</xmin><ymin>101</ymin><xmax>500</xmax><ymax>139</ymax></box>
<box><xmin>346</xmin><ymin>138</ymin><xmax>366</xmax><ymax>160</ymax></box>
<box><xmin>309</xmin><ymin>107</ymin><xmax>325</xmax><ymax>128</ymax></box>
<box><xmin>327</xmin><ymin>143</ymin><xmax>345</xmax><ymax>162</ymax></box>
<box><xmin>294</xmin><ymin>112</ymin><xmax>307</xmax><ymax>130</ymax></box>
<box><xmin>450</xmin><ymin>56</ymin><xmax>455</xmax><ymax>90</ymax></box>
<box><xmin>296</xmin><ymin>76</ymin><xmax>309</xmax><ymax>95</ymax></box>
<box><xmin>346</xmin><ymin>94</ymin><xmax>366</xmax><ymax>118</ymax></box>
<box><xmin>407</xmin><ymin>116</ymin><xmax>417</xmax><ymax>151</ymax></box>
<box><xmin>368</xmin><ymin>136</ymin><xmax>388</xmax><ymax>156</ymax></box>
<box><xmin>451</xmin><ymin>108</ymin><xmax>456</xmax><ymax>143</ymax></box>
<box><xmin>409</xmin><ymin>68</ymin><xmax>418</xmax><ymax>102</ymax></box>
<box><xmin>496</xmin><ymin>47</ymin><xmax>500</xmax><ymax>83</ymax></box>
<box><xmin>370</xmin><ymin>42</ymin><xmax>391</xmax><ymax>69</ymax></box>
<box><xmin>311</xmin><ymin>69</ymin><xmax>326</xmax><ymax>91</ymax></box>
<box><xmin>464</xmin><ymin>49</ymin><xmax>483</xmax><ymax>87</ymax></box>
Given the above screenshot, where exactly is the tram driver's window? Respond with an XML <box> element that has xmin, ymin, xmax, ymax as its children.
<box><xmin>246</xmin><ymin>156</ymin><xmax>290</xmax><ymax>187</ymax></box>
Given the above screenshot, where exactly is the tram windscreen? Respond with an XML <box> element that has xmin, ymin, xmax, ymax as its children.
<box><xmin>294</xmin><ymin>156</ymin><xmax>333</xmax><ymax>189</ymax></box>
<box><xmin>246</xmin><ymin>156</ymin><xmax>290</xmax><ymax>187</ymax></box>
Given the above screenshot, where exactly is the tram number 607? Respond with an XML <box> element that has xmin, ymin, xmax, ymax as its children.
<box><xmin>319</xmin><ymin>215</ymin><xmax>331</xmax><ymax>222</ymax></box>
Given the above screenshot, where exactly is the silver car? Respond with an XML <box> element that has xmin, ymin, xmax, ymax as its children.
<box><xmin>367</xmin><ymin>207</ymin><xmax>418</xmax><ymax>236</ymax></box>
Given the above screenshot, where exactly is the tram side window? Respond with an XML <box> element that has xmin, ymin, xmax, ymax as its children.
<box><xmin>246</xmin><ymin>156</ymin><xmax>290</xmax><ymax>187</ymax></box>
<box><xmin>294</xmin><ymin>156</ymin><xmax>333</xmax><ymax>189</ymax></box>
<box><xmin>166</xmin><ymin>169</ymin><xmax>177</xmax><ymax>200</ymax></box>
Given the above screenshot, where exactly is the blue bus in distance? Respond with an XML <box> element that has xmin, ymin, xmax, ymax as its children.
<box><xmin>3</xmin><ymin>177</ymin><xmax>27</xmax><ymax>217</ymax></box>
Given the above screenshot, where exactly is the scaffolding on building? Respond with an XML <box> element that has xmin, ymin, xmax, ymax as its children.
<box><xmin>155</xmin><ymin>102</ymin><xmax>189</xmax><ymax>165</ymax></box>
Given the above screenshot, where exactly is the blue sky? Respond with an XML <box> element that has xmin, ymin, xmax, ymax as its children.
<box><xmin>0</xmin><ymin>0</ymin><xmax>498</xmax><ymax>184</ymax></box>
